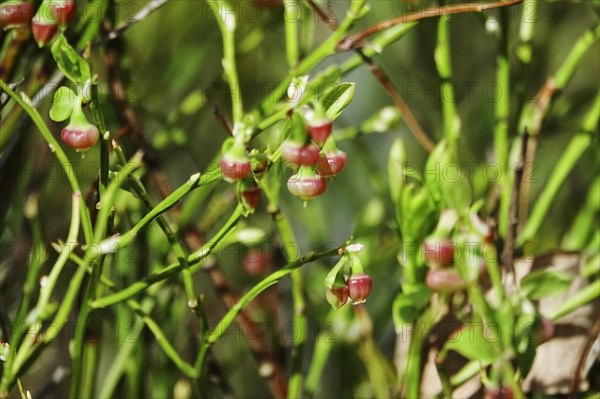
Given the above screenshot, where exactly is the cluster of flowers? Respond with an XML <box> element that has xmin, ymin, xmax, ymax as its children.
<box><xmin>219</xmin><ymin>107</ymin><xmax>347</xmax><ymax>203</ymax></box>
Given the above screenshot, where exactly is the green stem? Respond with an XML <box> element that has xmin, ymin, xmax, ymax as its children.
<box><xmin>90</xmin><ymin>205</ymin><xmax>243</xmax><ymax>308</ymax></box>
<box><xmin>80</xmin><ymin>341</ymin><xmax>98</xmax><ymax>398</ymax></box>
<box><xmin>404</xmin><ymin>308</ymin><xmax>434</xmax><ymax>399</ymax></box>
<box><xmin>548</xmin><ymin>279</ymin><xmax>600</xmax><ymax>322</ymax></box>
<box><xmin>28</xmin><ymin>193</ymin><xmax>80</xmax><ymax>323</ymax></box>
<box><xmin>555</xmin><ymin>25</ymin><xmax>600</xmax><ymax>90</ymax></box>
<box><xmin>299</xmin><ymin>0</ymin><xmax>314</xmax><ymax>57</ymax></box>
<box><xmin>496</xmin><ymin>10</ymin><xmax>511</xmax><ymax>238</ymax></box>
<box><xmin>518</xmin><ymin>24</ymin><xmax>600</xmax><ymax>134</ymax></box>
<box><xmin>277</xmin><ymin>219</ymin><xmax>306</xmax><ymax>399</ymax></box>
<box><xmin>127</xmin><ymin>299</ymin><xmax>197</xmax><ymax>377</ymax></box>
<box><xmin>206</xmin><ymin>0</ymin><xmax>243</xmax><ymax>124</ymax></box>
<box><xmin>0</xmin><ymin>153</ymin><xmax>141</xmax><ymax>391</ymax></box>
<box><xmin>483</xmin><ymin>242</ymin><xmax>504</xmax><ymax>305</ymax></box>
<box><xmin>89</xmin><ymin>81</ymin><xmax>109</xmax><ymax>197</ymax></box>
<box><xmin>75</xmin><ymin>0</ymin><xmax>109</xmax><ymax>50</ymax></box>
<box><xmin>518</xmin><ymin>92</ymin><xmax>599</xmax><ymax>246</ymax></box>
<box><xmin>561</xmin><ymin>176</ymin><xmax>600</xmax><ymax>250</ymax></box>
<box><xmin>64</xmin><ymin>253</ymin><xmax>198</xmax><ymax>379</ymax></box>
<box><xmin>435</xmin><ymin>3</ymin><xmax>459</xmax><ymax>143</ymax></box>
<box><xmin>0</xmin><ymin>78</ymin><xmax>93</xmax><ymax>243</ymax></box>
<box><xmin>304</xmin><ymin>326</ymin><xmax>336</xmax><ymax>397</ymax></box>
<box><xmin>104</xmin><ymin>169</ymin><xmax>221</xmax><ymax>252</ymax></box>
<box><xmin>260</xmin><ymin>169</ymin><xmax>307</xmax><ymax>398</ymax></box>
<box><xmin>516</xmin><ymin>0</ymin><xmax>536</xmax><ymax>64</ymax></box>
<box><xmin>98</xmin><ymin>307</ymin><xmax>143</xmax><ymax>398</ymax></box>
<box><xmin>284</xmin><ymin>0</ymin><xmax>300</xmax><ymax>69</ymax></box>
<box><xmin>450</xmin><ymin>360</ymin><xmax>482</xmax><ymax>388</ymax></box>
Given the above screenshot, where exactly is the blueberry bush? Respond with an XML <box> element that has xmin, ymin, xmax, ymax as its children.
<box><xmin>0</xmin><ymin>0</ymin><xmax>598</xmax><ymax>398</ymax></box>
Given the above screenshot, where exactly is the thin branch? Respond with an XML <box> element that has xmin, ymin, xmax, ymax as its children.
<box><xmin>501</xmin><ymin>131</ymin><xmax>529</xmax><ymax>275</ymax></box>
<box><xmin>569</xmin><ymin>315</ymin><xmax>600</xmax><ymax>399</ymax></box>
<box><xmin>337</xmin><ymin>0</ymin><xmax>523</xmax><ymax>51</ymax></box>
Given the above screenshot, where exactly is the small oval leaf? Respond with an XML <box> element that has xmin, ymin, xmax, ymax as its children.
<box><xmin>49</xmin><ymin>86</ymin><xmax>77</xmax><ymax>122</ymax></box>
<box><xmin>51</xmin><ymin>34</ymin><xmax>91</xmax><ymax>85</ymax></box>
<box><xmin>322</xmin><ymin>82</ymin><xmax>355</xmax><ymax>120</ymax></box>
<box><xmin>521</xmin><ymin>269</ymin><xmax>573</xmax><ymax>300</ymax></box>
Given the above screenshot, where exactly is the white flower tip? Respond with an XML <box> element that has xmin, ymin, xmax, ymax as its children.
<box><xmin>346</xmin><ymin>243</ymin><xmax>364</xmax><ymax>252</ymax></box>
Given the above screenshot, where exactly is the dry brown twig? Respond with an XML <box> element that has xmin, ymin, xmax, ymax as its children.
<box><xmin>502</xmin><ymin>131</ymin><xmax>529</xmax><ymax>276</ymax></box>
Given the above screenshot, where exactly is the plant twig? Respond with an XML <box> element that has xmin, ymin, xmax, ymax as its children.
<box><xmin>337</xmin><ymin>0</ymin><xmax>523</xmax><ymax>51</ymax></box>
<box><xmin>569</xmin><ymin>315</ymin><xmax>600</xmax><ymax>399</ymax></box>
<box><xmin>283</xmin><ymin>0</ymin><xmax>299</xmax><ymax>69</ymax></box>
<box><xmin>496</xmin><ymin>9</ymin><xmax>512</xmax><ymax>237</ymax></box>
<box><xmin>206</xmin><ymin>0</ymin><xmax>243</xmax><ymax>124</ymax></box>
<box><xmin>501</xmin><ymin>131</ymin><xmax>528</xmax><ymax>275</ymax></box>
<box><xmin>435</xmin><ymin>0</ymin><xmax>460</xmax><ymax>143</ymax></box>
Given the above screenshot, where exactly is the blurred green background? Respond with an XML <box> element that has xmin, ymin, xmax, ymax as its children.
<box><xmin>1</xmin><ymin>0</ymin><xmax>598</xmax><ymax>397</ymax></box>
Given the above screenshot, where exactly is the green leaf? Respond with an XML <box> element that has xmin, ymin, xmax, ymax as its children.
<box><xmin>49</xmin><ymin>86</ymin><xmax>77</xmax><ymax>122</ymax></box>
<box><xmin>322</xmin><ymin>83</ymin><xmax>355</xmax><ymax>121</ymax></box>
<box><xmin>521</xmin><ymin>269</ymin><xmax>573</xmax><ymax>300</ymax></box>
<box><xmin>51</xmin><ymin>34</ymin><xmax>91</xmax><ymax>85</ymax></box>
<box><xmin>442</xmin><ymin>323</ymin><xmax>498</xmax><ymax>363</ymax></box>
